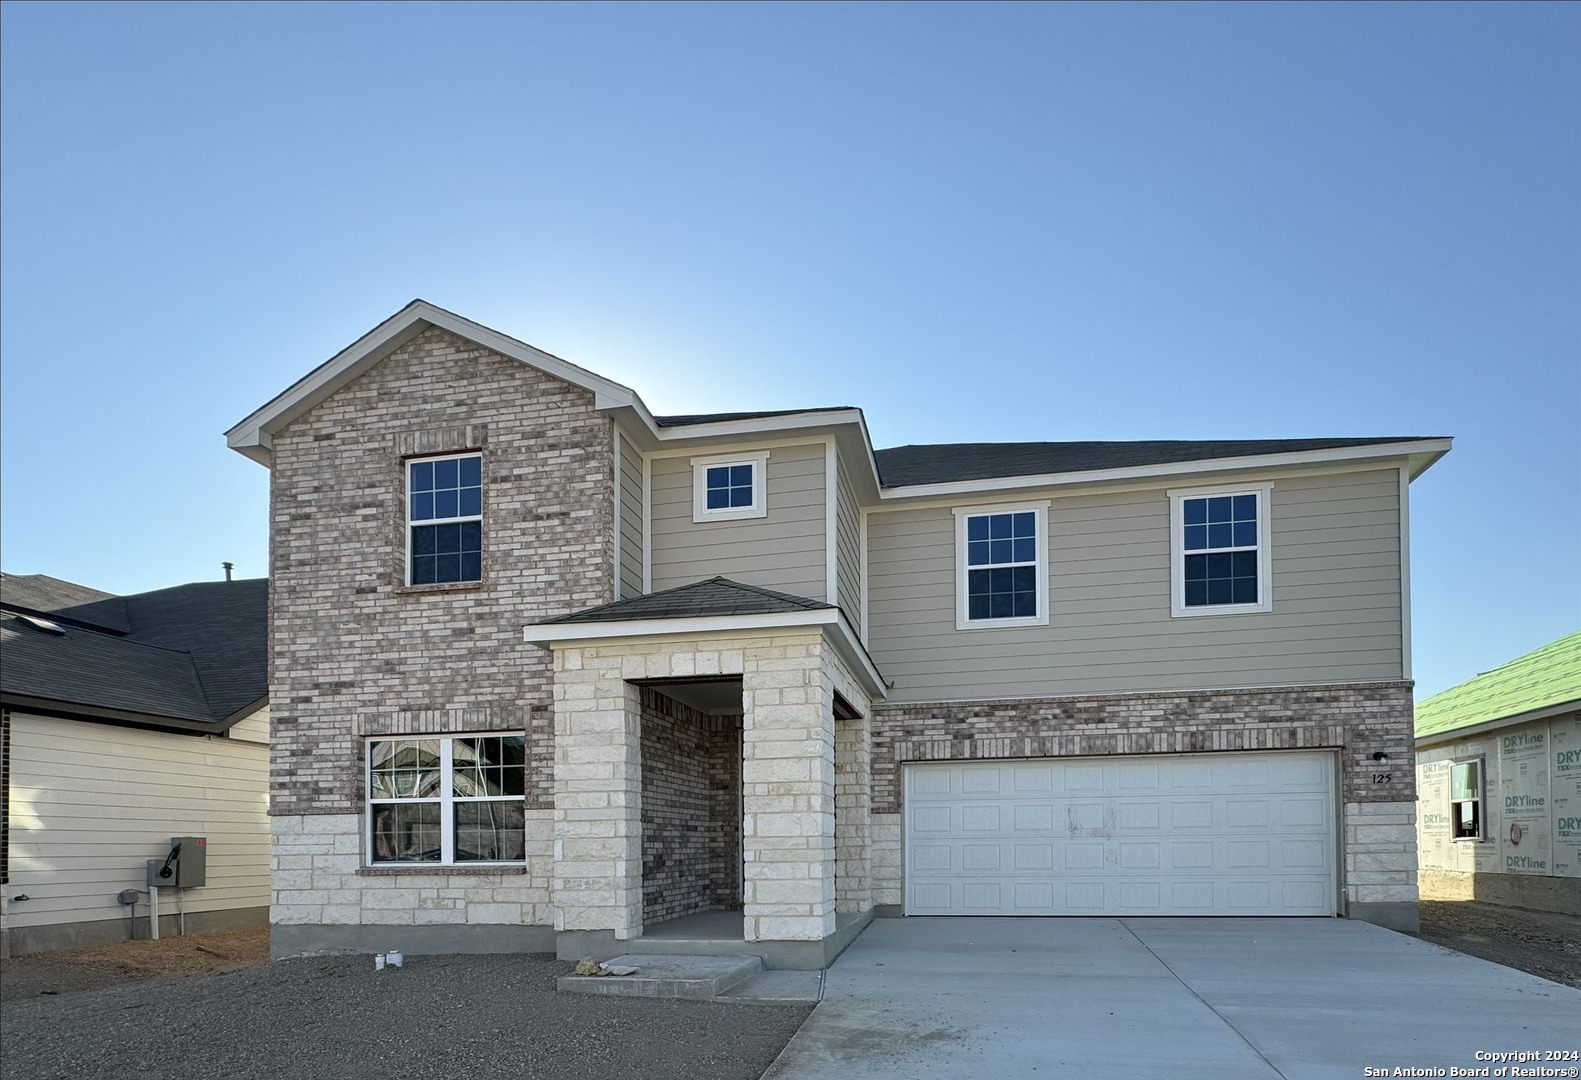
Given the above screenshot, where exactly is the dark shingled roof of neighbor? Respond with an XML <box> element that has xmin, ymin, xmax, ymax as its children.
<box><xmin>1</xmin><ymin>577</ymin><xmax>268</xmax><ymax>727</ymax></box>
<box><xmin>539</xmin><ymin>576</ymin><xmax>832</xmax><ymax>624</ymax></box>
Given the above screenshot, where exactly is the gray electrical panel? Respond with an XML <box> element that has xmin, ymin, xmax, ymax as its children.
<box><xmin>146</xmin><ymin>837</ymin><xmax>207</xmax><ymax>888</ymax></box>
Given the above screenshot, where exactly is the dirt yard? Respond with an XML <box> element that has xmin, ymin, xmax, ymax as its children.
<box><xmin>1</xmin><ymin>925</ymin><xmax>270</xmax><ymax>1003</ymax></box>
<box><xmin>1418</xmin><ymin>899</ymin><xmax>1581</xmax><ymax>988</ymax></box>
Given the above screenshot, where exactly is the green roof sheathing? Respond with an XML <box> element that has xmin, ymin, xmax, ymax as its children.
<box><xmin>1415</xmin><ymin>629</ymin><xmax>1581</xmax><ymax>741</ymax></box>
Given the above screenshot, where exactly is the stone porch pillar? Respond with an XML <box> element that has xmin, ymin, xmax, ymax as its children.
<box><xmin>741</xmin><ymin>632</ymin><xmax>837</xmax><ymax>942</ymax></box>
<box><xmin>549</xmin><ymin>648</ymin><xmax>643</xmax><ymax>941</ymax></box>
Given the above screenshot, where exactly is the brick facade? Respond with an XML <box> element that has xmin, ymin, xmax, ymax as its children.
<box><xmin>639</xmin><ymin>687</ymin><xmax>741</xmax><ymax>924</ymax></box>
<box><xmin>870</xmin><ymin>681</ymin><xmax>1417</xmax><ymax>815</ymax></box>
<box><xmin>268</xmin><ymin>326</ymin><xmax>614</xmax><ymax>816</ymax></box>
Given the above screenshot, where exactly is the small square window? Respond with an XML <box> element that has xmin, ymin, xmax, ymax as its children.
<box><xmin>692</xmin><ymin>453</ymin><xmax>769</xmax><ymax>521</ymax></box>
<box><xmin>408</xmin><ymin>453</ymin><xmax>483</xmax><ymax>585</ymax></box>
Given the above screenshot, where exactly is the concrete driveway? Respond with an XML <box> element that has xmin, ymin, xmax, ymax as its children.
<box><xmin>764</xmin><ymin>918</ymin><xmax>1581</xmax><ymax>1080</ymax></box>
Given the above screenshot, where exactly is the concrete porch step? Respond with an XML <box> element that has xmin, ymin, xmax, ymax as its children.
<box><xmin>557</xmin><ymin>954</ymin><xmax>763</xmax><ymax>1000</ymax></box>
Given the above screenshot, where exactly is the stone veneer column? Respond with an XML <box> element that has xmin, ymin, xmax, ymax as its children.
<box><xmin>741</xmin><ymin>631</ymin><xmax>837</xmax><ymax>942</ymax></box>
<box><xmin>550</xmin><ymin>647</ymin><xmax>643</xmax><ymax>940</ymax></box>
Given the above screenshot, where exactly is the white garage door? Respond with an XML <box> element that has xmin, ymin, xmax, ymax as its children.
<box><xmin>904</xmin><ymin>751</ymin><xmax>1337</xmax><ymax>916</ymax></box>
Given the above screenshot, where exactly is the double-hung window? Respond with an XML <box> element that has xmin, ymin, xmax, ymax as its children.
<box><xmin>691</xmin><ymin>451</ymin><xmax>769</xmax><ymax>522</ymax></box>
<box><xmin>953</xmin><ymin>501</ymin><xmax>1050</xmax><ymax>629</ymax></box>
<box><xmin>408</xmin><ymin>453</ymin><xmax>482</xmax><ymax>585</ymax></box>
<box><xmin>367</xmin><ymin>735</ymin><xmax>526</xmax><ymax>865</ymax></box>
<box><xmin>1169</xmin><ymin>484</ymin><xmax>1272</xmax><ymax>616</ymax></box>
<box><xmin>1449</xmin><ymin>759</ymin><xmax>1484</xmax><ymax>840</ymax></box>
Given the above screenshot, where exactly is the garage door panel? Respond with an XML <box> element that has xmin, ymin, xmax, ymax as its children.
<box><xmin>904</xmin><ymin>751</ymin><xmax>1336</xmax><ymax>917</ymax></box>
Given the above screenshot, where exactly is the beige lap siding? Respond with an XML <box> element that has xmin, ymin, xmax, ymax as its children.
<box><xmin>617</xmin><ymin>432</ymin><xmax>644</xmax><ymax>600</ymax></box>
<box><xmin>648</xmin><ymin>442</ymin><xmax>830</xmax><ymax>600</ymax></box>
<box><xmin>4</xmin><ymin>712</ymin><xmax>269</xmax><ymax>931</ymax></box>
<box><xmin>267</xmin><ymin>326</ymin><xmax>615</xmax><ymax>816</ymax></box>
<box><xmin>866</xmin><ymin>468</ymin><xmax>1404</xmax><ymax>702</ymax></box>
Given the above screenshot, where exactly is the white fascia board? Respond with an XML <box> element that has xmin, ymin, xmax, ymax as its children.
<box><xmin>224</xmin><ymin>300</ymin><xmax>645</xmax><ymax>466</ymax></box>
<box><xmin>525</xmin><ymin>608</ymin><xmax>839</xmax><ymax>644</ymax></box>
<box><xmin>876</xmin><ymin>439</ymin><xmax>1455</xmax><ymax>503</ymax></box>
<box><xmin>1414</xmin><ymin>699</ymin><xmax>1581</xmax><ymax>749</ymax></box>
<box><xmin>522</xmin><ymin>606</ymin><xmax>888</xmax><ymax>699</ymax></box>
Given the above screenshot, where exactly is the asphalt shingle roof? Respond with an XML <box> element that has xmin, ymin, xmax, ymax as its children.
<box><xmin>539</xmin><ymin>577</ymin><xmax>832</xmax><ymax>624</ymax></box>
<box><xmin>1</xmin><ymin>577</ymin><xmax>268</xmax><ymax>726</ymax></box>
<box><xmin>873</xmin><ymin>438</ymin><xmax>1441</xmax><ymax>487</ymax></box>
<box><xmin>654</xmin><ymin>408</ymin><xmax>855</xmax><ymax>428</ymax></box>
<box><xmin>1415</xmin><ymin>630</ymin><xmax>1581</xmax><ymax>740</ymax></box>
<box><xmin>0</xmin><ymin>573</ymin><xmax>117</xmax><ymax>615</ymax></box>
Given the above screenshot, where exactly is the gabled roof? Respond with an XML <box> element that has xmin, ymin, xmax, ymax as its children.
<box><xmin>1415</xmin><ymin>630</ymin><xmax>1581</xmax><ymax>741</ymax></box>
<box><xmin>1</xmin><ymin>577</ymin><xmax>269</xmax><ymax>731</ymax></box>
<box><xmin>874</xmin><ymin>438</ymin><xmax>1446</xmax><ymax>487</ymax></box>
<box><xmin>226</xmin><ymin>300</ymin><xmax>648</xmax><ymax>466</ymax></box>
<box><xmin>538</xmin><ymin>576</ymin><xmax>834</xmax><ymax>624</ymax></box>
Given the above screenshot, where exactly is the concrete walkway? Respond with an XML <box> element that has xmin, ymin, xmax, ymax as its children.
<box><xmin>763</xmin><ymin>917</ymin><xmax>1581</xmax><ymax>1080</ymax></box>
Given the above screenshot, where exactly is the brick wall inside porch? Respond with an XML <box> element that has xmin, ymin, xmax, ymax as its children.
<box><xmin>639</xmin><ymin>687</ymin><xmax>742</xmax><ymax>925</ymax></box>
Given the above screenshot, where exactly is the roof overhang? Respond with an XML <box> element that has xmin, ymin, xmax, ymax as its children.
<box><xmin>0</xmin><ymin>692</ymin><xmax>251</xmax><ymax>736</ymax></box>
<box><xmin>524</xmin><ymin>608</ymin><xmax>887</xmax><ymax>700</ymax></box>
<box><xmin>1415</xmin><ymin>698</ymin><xmax>1581</xmax><ymax>748</ymax></box>
<box><xmin>875</xmin><ymin>438</ymin><xmax>1455</xmax><ymax>503</ymax></box>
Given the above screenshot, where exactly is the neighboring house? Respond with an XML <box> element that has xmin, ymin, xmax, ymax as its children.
<box><xmin>228</xmin><ymin>299</ymin><xmax>1451</xmax><ymax>966</ymax></box>
<box><xmin>1415</xmin><ymin>630</ymin><xmax>1581</xmax><ymax>915</ymax></box>
<box><xmin>0</xmin><ymin>573</ymin><xmax>270</xmax><ymax>956</ymax></box>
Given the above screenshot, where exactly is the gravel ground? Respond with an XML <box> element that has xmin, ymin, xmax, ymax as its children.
<box><xmin>1418</xmin><ymin>899</ymin><xmax>1581</xmax><ymax>988</ymax></box>
<box><xmin>0</xmin><ymin>953</ymin><xmax>811</xmax><ymax>1080</ymax></box>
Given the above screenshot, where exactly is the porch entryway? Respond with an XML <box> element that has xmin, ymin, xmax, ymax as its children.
<box><xmin>636</xmin><ymin>679</ymin><xmax>744</xmax><ymax>935</ymax></box>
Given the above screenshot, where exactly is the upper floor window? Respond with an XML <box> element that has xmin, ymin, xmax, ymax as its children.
<box><xmin>953</xmin><ymin>501</ymin><xmax>1050</xmax><ymax>630</ymax></box>
<box><xmin>367</xmin><ymin>735</ymin><xmax>526</xmax><ymax>865</ymax></box>
<box><xmin>408</xmin><ymin>453</ymin><xmax>482</xmax><ymax>585</ymax></box>
<box><xmin>691</xmin><ymin>451</ymin><xmax>769</xmax><ymax>522</ymax></box>
<box><xmin>1168</xmin><ymin>484</ymin><xmax>1272</xmax><ymax>617</ymax></box>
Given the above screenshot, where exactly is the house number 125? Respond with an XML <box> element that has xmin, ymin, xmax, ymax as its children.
<box><xmin>1371</xmin><ymin>773</ymin><xmax>1393</xmax><ymax>784</ymax></box>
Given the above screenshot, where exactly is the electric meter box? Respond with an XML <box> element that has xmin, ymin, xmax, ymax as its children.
<box><xmin>146</xmin><ymin>837</ymin><xmax>206</xmax><ymax>888</ymax></box>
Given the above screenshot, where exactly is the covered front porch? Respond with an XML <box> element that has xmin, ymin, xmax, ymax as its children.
<box><xmin>524</xmin><ymin>578</ymin><xmax>886</xmax><ymax>970</ymax></box>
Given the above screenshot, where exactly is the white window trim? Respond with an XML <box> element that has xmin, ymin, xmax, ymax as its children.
<box><xmin>1168</xmin><ymin>483</ymin><xmax>1273</xmax><ymax>618</ymax></box>
<box><xmin>952</xmin><ymin>500</ymin><xmax>1051</xmax><ymax>631</ymax></box>
<box><xmin>365</xmin><ymin>733</ymin><xmax>526</xmax><ymax>868</ymax></box>
<box><xmin>405</xmin><ymin>450</ymin><xmax>484</xmax><ymax>587</ymax></box>
<box><xmin>691</xmin><ymin>451</ymin><xmax>769</xmax><ymax>522</ymax></box>
<box><xmin>1449</xmin><ymin>756</ymin><xmax>1487</xmax><ymax>843</ymax></box>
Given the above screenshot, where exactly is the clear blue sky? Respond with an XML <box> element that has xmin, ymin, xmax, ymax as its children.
<box><xmin>2</xmin><ymin>1</ymin><xmax>1576</xmax><ymax>700</ymax></box>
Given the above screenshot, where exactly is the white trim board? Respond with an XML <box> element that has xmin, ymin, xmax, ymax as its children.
<box><xmin>825</xmin><ymin>439</ymin><xmax>839</xmax><ymax>607</ymax></box>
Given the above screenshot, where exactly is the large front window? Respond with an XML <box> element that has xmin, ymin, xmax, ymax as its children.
<box><xmin>408</xmin><ymin>453</ymin><xmax>482</xmax><ymax>585</ymax></box>
<box><xmin>954</xmin><ymin>501</ymin><xmax>1049</xmax><ymax>629</ymax></box>
<box><xmin>1170</xmin><ymin>485</ymin><xmax>1272</xmax><ymax>616</ymax></box>
<box><xmin>367</xmin><ymin>735</ymin><xmax>526</xmax><ymax>865</ymax></box>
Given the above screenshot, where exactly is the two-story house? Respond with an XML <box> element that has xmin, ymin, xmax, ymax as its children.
<box><xmin>229</xmin><ymin>301</ymin><xmax>1449</xmax><ymax>966</ymax></box>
